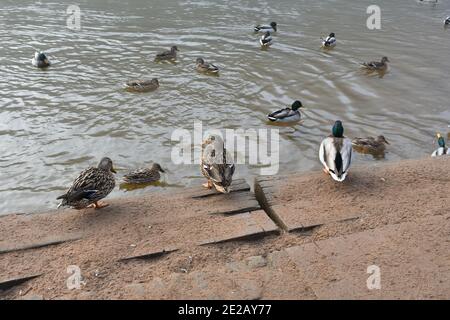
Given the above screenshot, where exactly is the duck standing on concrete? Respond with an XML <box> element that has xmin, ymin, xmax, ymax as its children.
<box><xmin>201</xmin><ymin>135</ymin><xmax>235</xmax><ymax>193</ymax></box>
<box><xmin>57</xmin><ymin>157</ymin><xmax>116</xmax><ymax>209</ymax></box>
<box><xmin>319</xmin><ymin>121</ymin><xmax>353</xmax><ymax>182</ymax></box>
<box><xmin>431</xmin><ymin>133</ymin><xmax>449</xmax><ymax>156</ymax></box>
<box><xmin>32</xmin><ymin>51</ymin><xmax>50</xmax><ymax>68</ymax></box>
<box><xmin>352</xmin><ymin>135</ymin><xmax>389</xmax><ymax>155</ymax></box>
<box><xmin>155</xmin><ymin>46</ymin><xmax>179</xmax><ymax>61</ymax></box>
<box><xmin>122</xmin><ymin>163</ymin><xmax>165</xmax><ymax>184</ymax></box>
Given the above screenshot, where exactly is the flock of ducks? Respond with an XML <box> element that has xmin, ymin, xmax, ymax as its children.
<box><xmin>29</xmin><ymin>18</ymin><xmax>449</xmax><ymax>210</ymax></box>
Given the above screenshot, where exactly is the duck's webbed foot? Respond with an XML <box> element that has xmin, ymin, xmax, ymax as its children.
<box><xmin>202</xmin><ymin>180</ymin><xmax>213</xmax><ymax>189</ymax></box>
<box><xmin>94</xmin><ymin>201</ymin><xmax>109</xmax><ymax>209</ymax></box>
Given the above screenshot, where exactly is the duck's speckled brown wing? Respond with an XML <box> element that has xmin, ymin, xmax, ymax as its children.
<box><xmin>66</xmin><ymin>167</ymin><xmax>115</xmax><ymax>204</ymax></box>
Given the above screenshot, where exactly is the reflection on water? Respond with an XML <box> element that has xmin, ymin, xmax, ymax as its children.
<box><xmin>0</xmin><ymin>0</ymin><xmax>449</xmax><ymax>214</ymax></box>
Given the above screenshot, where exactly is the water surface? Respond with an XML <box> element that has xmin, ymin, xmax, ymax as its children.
<box><xmin>0</xmin><ymin>0</ymin><xmax>449</xmax><ymax>214</ymax></box>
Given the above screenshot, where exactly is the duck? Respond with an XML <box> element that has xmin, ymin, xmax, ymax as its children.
<box><xmin>201</xmin><ymin>135</ymin><xmax>235</xmax><ymax>193</ymax></box>
<box><xmin>445</xmin><ymin>16</ymin><xmax>450</xmax><ymax>25</ymax></box>
<box><xmin>32</xmin><ymin>51</ymin><xmax>50</xmax><ymax>68</ymax></box>
<box><xmin>122</xmin><ymin>163</ymin><xmax>165</xmax><ymax>184</ymax></box>
<box><xmin>267</xmin><ymin>100</ymin><xmax>303</xmax><ymax>123</ymax></box>
<box><xmin>352</xmin><ymin>135</ymin><xmax>389</xmax><ymax>154</ymax></box>
<box><xmin>155</xmin><ymin>46</ymin><xmax>178</xmax><ymax>61</ymax></box>
<box><xmin>57</xmin><ymin>157</ymin><xmax>116</xmax><ymax>209</ymax></box>
<box><xmin>319</xmin><ymin>120</ymin><xmax>353</xmax><ymax>182</ymax></box>
<box><xmin>260</xmin><ymin>31</ymin><xmax>273</xmax><ymax>47</ymax></box>
<box><xmin>196</xmin><ymin>58</ymin><xmax>219</xmax><ymax>74</ymax></box>
<box><xmin>125</xmin><ymin>78</ymin><xmax>159</xmax><ymax>92</ymax></box>
<box><xmin>321</xmin><ymin>33</ymin><xmax>336</xmax><ymax>48</ymax></box>
<box><xmin>254</xmin><ymin>22</ymin><xmax>277</xmax><ymax>33</ymax></box>
<box><xmin>431</xmin><ymin>133</ymin><xmax>449</xmax><ymax>156</ymax></box>
<box><xmin>361</xmin><ymin>57</ymin><xmax>390</xmax><ymax>71</ymax></box>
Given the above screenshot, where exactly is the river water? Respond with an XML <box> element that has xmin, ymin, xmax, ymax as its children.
<box><xmin>0</xmin><ymin>0</ymin><xmax>449</xmax><ymax>214</ymax></box>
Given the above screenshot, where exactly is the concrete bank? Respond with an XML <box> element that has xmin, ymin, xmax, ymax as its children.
<box><xmin>0</xmin><ymin>157</ymin><xmax>449</xmax><ymax>299</ymax></box>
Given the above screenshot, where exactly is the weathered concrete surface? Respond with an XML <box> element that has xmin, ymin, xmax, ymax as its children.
<box><xmin>119</xmin><ymin>250</ymin><xmax>316</xmax><ymax>300</ymax></box>
<box><xmin>286</xmin><ymin>214</ymin><xmax>450</xmax><ymax>299</ymax></box>
<box><xmin>0</xmin><ymin>179</ymin><xmax>280</xmax><ymax>299</ymax></box>
<box><xmin>0</xmin><ymin>158</ymin><xmax>449</xmax><ymax>299</ymax></box>
<box><xmin>255</xmin><ymin>157</ymin><xmax>450</xmax><ymax>232</ymax></box>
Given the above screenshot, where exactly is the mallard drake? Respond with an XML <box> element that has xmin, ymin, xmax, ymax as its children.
<box><xmin>445</xmin><ymin>17</ymin><xmax>450</xmax><ymax>25</ymax></box>
<box><xmin>122</xmin><ymin>163</ymin><xmax>165</xmax><ymax>184</ymax></box>
<box><xmin>431</xmin><ymin>133</ymin><xmax>449</xmax><ymax>156</ymax></box>
<box><xmin>155</xmin><ymin>46</ymin><xmax>178</xmax><ymax>61</ymax></box>
<box><xmin>32</xmin><ymin>52</ymin><xmax>50</xmax><ymax>68</ymax></box>
<box><xmin>201</xmin><ymin>135</ymin><xmax>235</xmax><ymax>193</ymax></box>
<box><xmin>267</xmin><ymin>100</ymin><xmax>303</xmax><ymax>123</ymax></box>
<box><xmin>196</xmin><ymin>58</ymin><xmax>219</xmax><ymax>74</ymax></box>
<box><xmin>321</xmin><ymin>33</ymin><xmax>336</xmax><ymax>48</ymax></box>
<box><xmin>254</xmin><ymin>22</ymin><xmax>277</xmax><ymax>33</ymax></box>
<box><xmin>352</xmin><ymin>135</ymin><xmax>389</xmax><ymax>154</ymax></box>
<box><xmin>57</xmin><ymin>157</ymin><xmax>116</xmax><ymax>209</ymax></box>
<box><xmin>361</xmin><ymin>57</ymin><xmax>390</xmax><ymax>71</ymax></box>
<box><xmin>125</xmin><ymin>78</ymin><xmax>159</xmax><ymax>92</ymax></box>
<box><xmin>319</xmin><ymin>120</ymin><xmax>353</xmax><ymax>182</ymax></box>
<box><xmin>260</xmin><ymin>31</ymin><xmax>273</xmax><ymax>47</ymax></box>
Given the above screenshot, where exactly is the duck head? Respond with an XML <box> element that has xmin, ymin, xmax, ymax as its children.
<box><xmin>437</xmin><ymin>133</ymin><xmax>445</xmax><ymax>148</ymax></box>
<box><xmin>270</xmin><ymin>22</ymin><xmax>277</xmax><ymax>30</ymax></box>
<box><xmin>196</xmin><ymin>57</ymin><xmax>205</xmax><ymax>65</ymax></box>
<box><xmin>35</xmin><ymin>52</ymin><xmax>49</xmax><ymax>63</ymax></box>
<box><xmin>377</xmin><ymin>135</ymin><xmax>389</xmax><ymax>145</ymax></box>
<box><xmin>152</xmin><ymin>163</ymin><xmax>165</xmax><ymax>173</ymax></box>
<box><xmin>151</xmin><ymin>78</ymin><xmax>159</xmax><ymax>86</ymax></box>
<box><xmin>291</xmin><ymin>100</ymin><xmax>303</xmax><ymax>111</ymax></box>
<box><xmin>329</xmin><ymin>32</ymin><xmax>335</xmax><ymax>38</ymax></box>
<box><xmin>332</xmin><ymin>120</ymin><xmax>344</xmax><ymax>138</ymax></box>
<box><xmin>171</xmin><ymin>46</ymin><xmax>179</xmax><ymax>52</ymax></box>
<box><xmin>381</xmin><ymin>56</ymin><xmax>390</xmax><ymax>63</ymax></box>
<box><xmin>98</xmin><ymin>157</ymin><xmax>116</xmax><ymax>173</ymax></box>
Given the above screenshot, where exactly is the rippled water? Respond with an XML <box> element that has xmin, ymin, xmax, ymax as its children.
<box><xmin>0</xmin><ymin>0</ymin><xmax>449</xmax><ymax>214</ymax></box>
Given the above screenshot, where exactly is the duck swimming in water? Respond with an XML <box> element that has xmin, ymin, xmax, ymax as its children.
<box><xmin>122</xmin><ymin>163</ymin><xmax>165</xmax><ymax>184</ymax></box>
<box><xmin>155</xmin><ymin>46</ymin><xmax>178</xmax><ymax>61</ymax></box>
<box><xmin>319</xmin><ymin>121</ymin><xmax>353</xmax><ymax>182</ymax></box>
<box><xmin>254</xmin><ymin>22</ymin><xmax>277</xmax><ymax>33</ymax></box>
<box><xmin>196</xmin><ymin>58</ymin><xmax>219</xmax><ymax>74</ymax></box>
<box><xmin>260</xmin><ymin>31</ymin><xmax>273</xmax><ymax>47</ymax></box>
<box><xmin>201</xmin><ymin>135</ymin><xmax>235</xmax><ymax>194</ymax></box>
<box><xmin>321</xmin><ymin>33</ymin><xmax>336</xmax><ymax>48</ymax></box>
<box><xmin>361</xmin><ymin>57</ymin><xmax>390</xmax><ymax>71</ymax></box>
<box><xmin>445</xmin><ymin>16</ymin><xmax>450</xmax><ymax>25</ymax></box>
<box><xmin>32</xmin><ymin>52</ymin><xmax>50</xmax><ymax>68</ymax></box>
<box><xmin>431</xmin><ymin>133</ymin><xmax>449</xmax><ymax>156</ymax></box>
<box><xmin>125</xmin><ymin>78</ymin><xmax>159</xmax><ymax>92</ymax></box>
<box><xmin>267</xmin><ymin>100</ymin><xmax>303</xmax><ymax>123</ymax></box>
<box><xmin>352</xmin><ymin>135</ymin><xmax>389</xmax><ymax>155</ymax></box>
<box><xmin>57</xmin><ymin>157</ymin><xmax>116</xmax><ymax>209</ymax></box>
